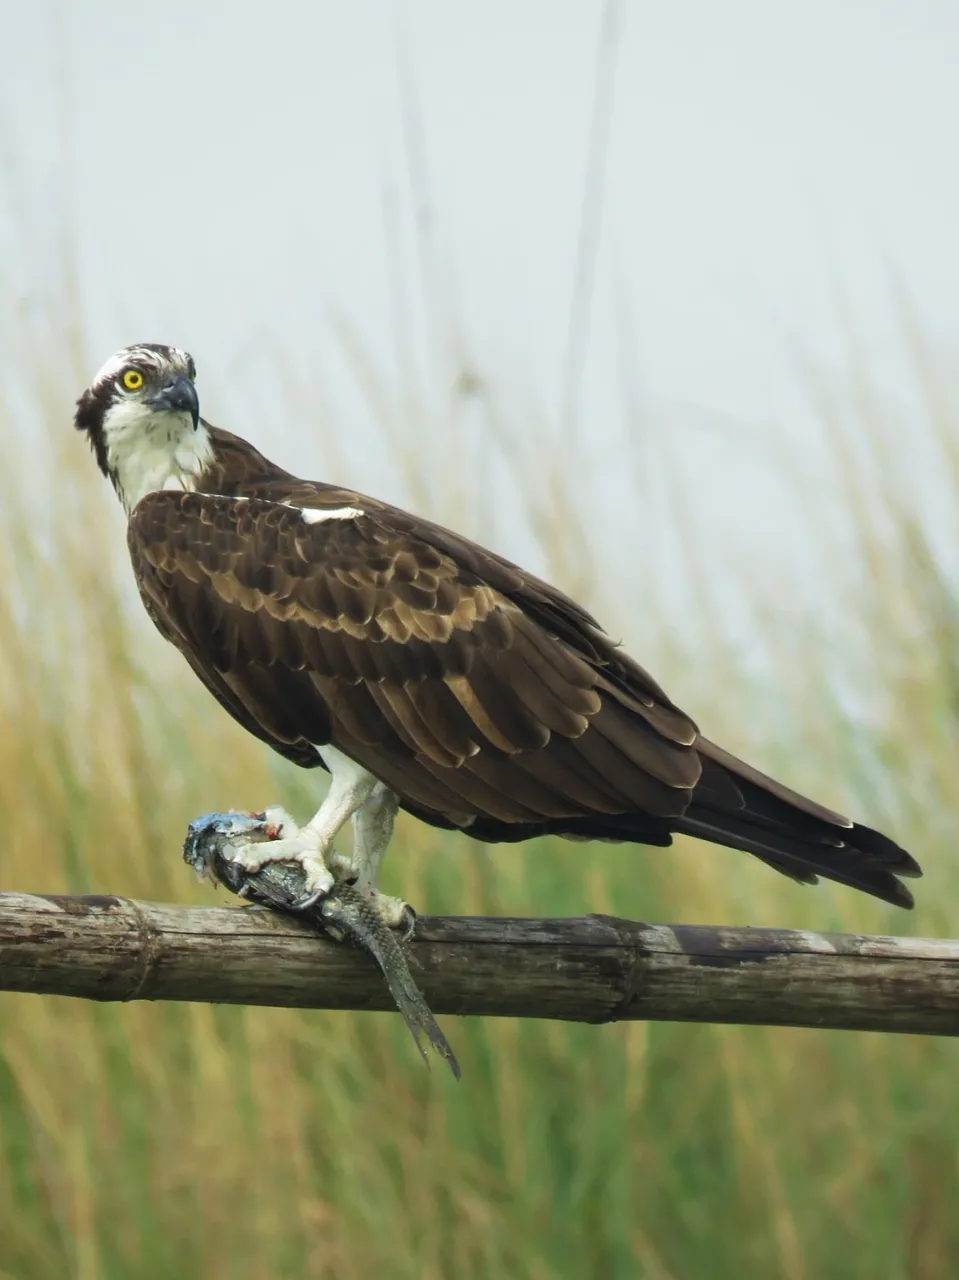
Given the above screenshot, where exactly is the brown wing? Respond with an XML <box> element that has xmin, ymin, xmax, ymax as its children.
<box><xmin>130</xmin><ymin>481</ymin><xmax>919</xmax><ymax>907</ymax></box>
<box><xmin>128</xmin><ymin>489</ymin><xmax>702</xmax><ymax>828</ymax></box>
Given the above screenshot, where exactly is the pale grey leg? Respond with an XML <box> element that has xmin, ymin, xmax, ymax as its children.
<box><xmin>349</xmin><ymin>785</ymin><xmax>413</xmax><ymax>934</ymax></box>
<box><xmin>351</xmin><ymin>783</ymin><xmax>399</xmax><ymax>893</ymax></box>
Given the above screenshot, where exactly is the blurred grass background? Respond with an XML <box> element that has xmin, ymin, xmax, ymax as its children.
<box><xmin>3</xmin><ymin>54</ymin><xmax>959</xmax><ymax>1267</ymax></box>
<box><xmin>1</xmin><ymin>283</ymin><xmax>958</xmax><ymax>1280</ymax></box>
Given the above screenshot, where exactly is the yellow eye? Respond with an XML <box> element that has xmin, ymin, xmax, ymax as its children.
<box><xmin>122</xmin><ymin>369</ymin><xmax>144</xmax><ymax>391</ymax></box>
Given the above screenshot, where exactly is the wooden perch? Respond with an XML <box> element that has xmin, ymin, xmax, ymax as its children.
<box><xmin>1</xmin><ymin>892</ymin><xmax>957</xmax><ymax>1036</ymax></box>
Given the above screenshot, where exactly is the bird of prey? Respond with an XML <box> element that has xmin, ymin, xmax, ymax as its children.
<box><xmin>74</xmin><ymin>343</ymin><xmax>921</xmax><ymax>928</ymax></box>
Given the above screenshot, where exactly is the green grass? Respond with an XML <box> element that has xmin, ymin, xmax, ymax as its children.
<box><xmin>2</xmin><ymin>307</ymin><xmax>959</xmax><ymax>1280</ymax></box>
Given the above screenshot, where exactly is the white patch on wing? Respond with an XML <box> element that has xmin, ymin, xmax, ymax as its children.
<box><xmin>300</xmin><ymin>506</ymin><xmax>364</xmax><ymax>523</ymax></box>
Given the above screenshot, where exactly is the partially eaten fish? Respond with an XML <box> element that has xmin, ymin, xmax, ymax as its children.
<box><xmin>183</xmin><ymin>810</ymin><xmax>460</xmax><ymax>1079</ymax></box>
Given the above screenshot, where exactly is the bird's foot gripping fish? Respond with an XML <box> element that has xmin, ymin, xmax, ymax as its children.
<box><xmin>184</xmin><ymin>811</ymin><xmax>460</xmax><ymax>1079</ymax></box>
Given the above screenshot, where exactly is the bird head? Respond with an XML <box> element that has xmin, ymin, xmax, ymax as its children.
<box><xmin>74</xmin><ymin>343</ymin><xmax>207</xmax><ymax>511</ymax></box>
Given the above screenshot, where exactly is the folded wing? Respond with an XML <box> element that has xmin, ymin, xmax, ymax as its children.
<box><xmin>128</xmin><ymin>488</ymin><xmax>919</xmax><ymax>907</ymax></box>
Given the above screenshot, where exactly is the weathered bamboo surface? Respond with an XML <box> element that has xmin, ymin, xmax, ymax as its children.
<box><xmin>1</xmin><ymin>892</ymin><xmax>957</xmax><ymax>1035</ymax></box>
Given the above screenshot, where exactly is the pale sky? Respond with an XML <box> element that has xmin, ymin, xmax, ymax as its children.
<box><xmin>2</xmin><ymin>0</ymin><xmax>958</xmax><ymax>635</ymax></box>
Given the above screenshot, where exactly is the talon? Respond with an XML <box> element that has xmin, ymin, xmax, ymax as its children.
<box><xmin>227</xmin><ymin>843</ymin><xmax>274</xmax><ymax>873</ymax></box>
<box><xmin>207</xmin><ymin>803</ymin><xmax>336</xmax><ymax>909</ymax></box>
<box><xmin>288</xmin><ymin>853</ymin><xmax>335</xmax><ymax>909</ymax></box>
<box><xmin>397</xmin><ymin>904</ymin><xmax>417</xmax><ymax>942</ymax></box>
<box><xmin>361</xmin><ymin>889</ymin><xmax>416</xmax><ymax>939</ymax></box>
<box><xmin>301</xmin><ymin>856</ymin><xmax>334</xmax><ymax>899</ymax></box>
<box><xmin>292</xmin><ymin>888</ymin><xmax>327</xmax><ymax>912</ymax></box>
<box><xmin>326</xmin><ymin>850</ymin><xmax>356</xmax><ymax>882</ymax></box>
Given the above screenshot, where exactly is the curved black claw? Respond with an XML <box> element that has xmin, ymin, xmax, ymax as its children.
<box><xmin>291</xmin><ymin>887</ymin><xmax>327</xmax><ymax>912</ymax></box>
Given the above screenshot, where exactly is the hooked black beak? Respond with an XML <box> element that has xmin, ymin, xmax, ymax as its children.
<box><xmin>150</xmin><ymin>374</ymin><xmax>200</xmax><ymax>428</ymax></box>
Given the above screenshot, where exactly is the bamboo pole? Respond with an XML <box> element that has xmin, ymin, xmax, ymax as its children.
<box><xmin>1</xmin><ymin>892</ymin><xmax>957</xmax><ymax>1036</ymax></box>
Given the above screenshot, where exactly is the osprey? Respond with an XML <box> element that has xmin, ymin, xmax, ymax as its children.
<box><xmin>74</xmin><ymin>343</ymin><xmax>921</xmax><ymax>928</ymax></box>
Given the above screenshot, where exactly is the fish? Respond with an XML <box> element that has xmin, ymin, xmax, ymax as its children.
<box><xmin>183</xmin><ymin>810</ymin><xmax>461</xmax><ymax>1079</ymax></box>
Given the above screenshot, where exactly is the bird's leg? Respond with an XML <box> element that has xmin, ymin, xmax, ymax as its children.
<box><xmin>345</xmin><ymin>782</ymin><xmax>397</xmax><ymax>889</ymax></box>
<box><xmin>223</xmin><ymin>746</ymin><xmax>414</xmax><ymax>928</ymax></box>
<box><xmin>226</xmin><ymin>752</ymin><xmax>378</xmax><ymax>903</ymax></box>
<box><xmin>346</xmin><ymin>784</ymin><xmax>414</xmax><ymax>936</ymax></box>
